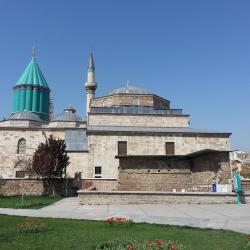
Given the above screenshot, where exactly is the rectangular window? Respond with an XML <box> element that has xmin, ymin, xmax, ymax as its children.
<box><xmin>165</xmin><ymin>142</ymin><xmax>175</xmax><ymax>155</ymax></box>
<box><xmin>15</xmin><ymin>171</ymin><xmax>25</xmax><ymax>178</ymax></box>
<box><xmin>95</xmin><ymin>166</ymin><xmax>102</xmax><ymax>175</ymax></box>
<box><xmin>118</xmin><ymin>141</ymin><xmax>127</xmax><ymax>155</ymax></box>
<box><xmin>94</xmin><ymin>166</ymin><xmax>102</xmax><ymax>179</ymax></box>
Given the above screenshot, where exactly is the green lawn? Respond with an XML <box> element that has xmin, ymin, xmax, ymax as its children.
<box><xmin>0</xmin><ymin>214</ymin><xmax>248</xmax><ymax>250</ymax></box>
<box><xmin>0</xmin><ymin>196</ymin><xmax>62</xmax><ymax>209</ymax></box>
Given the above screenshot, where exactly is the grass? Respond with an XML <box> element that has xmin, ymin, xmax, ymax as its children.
<box><xmin>0</xmin><ymin>214</ymin><xmax>249</xmax><ymax>250</ymax></box>
<box><xmin>0</xmin><ymin>195</ymin><xmax>63</xmax><ymax>209</ymax></box>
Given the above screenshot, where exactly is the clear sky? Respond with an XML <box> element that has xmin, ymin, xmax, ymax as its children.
<box><xmin>0</xmin><ymin>0</ymin><xmax>249</xmax><ymax>151</ymax></box>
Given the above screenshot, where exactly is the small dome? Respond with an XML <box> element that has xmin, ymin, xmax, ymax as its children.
<box><xmin>52</xmin><ymin>107</ymin><xmax>82</xmax><ymax>122</ymax></box>
<box><xmin>108</xmin><ymin>85</ymin><xmax>150</xmax><ymax>95</ymax></box>
<box><xmin>10</xmin><ymin>111</ymin><xmax>42</xmax><ymax>121</ymax></box>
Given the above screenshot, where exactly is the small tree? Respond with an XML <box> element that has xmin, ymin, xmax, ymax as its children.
<box><xmin>26</xmin><ymin>136</ymin><xmax>70</xmax><ymax>196</ymax></box>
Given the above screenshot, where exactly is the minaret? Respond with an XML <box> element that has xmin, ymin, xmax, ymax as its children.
<box><xmin>84</xmin><ymin>52</ymin><xmax>97</xmax><ymax>115</ymax></box>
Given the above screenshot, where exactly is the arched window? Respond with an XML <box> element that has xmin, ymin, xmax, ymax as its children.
<box><xmin>17</xmin><ymin>138</ymin><xmax>26</xmax><ymax>154</ymax></box>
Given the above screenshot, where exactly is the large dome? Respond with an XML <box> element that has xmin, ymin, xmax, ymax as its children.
<box><xmin>108</xmin><ymin>85</ymin><xmax>150</xmax><ymax>95</ymax></box>
<box><xmin>10</xmin><ymin>111</ymin><xmax>42</xmax><ymax>121</ymax></box>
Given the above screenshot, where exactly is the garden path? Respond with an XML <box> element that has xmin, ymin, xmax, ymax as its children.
<box><xmin>0</xmin><ymin>197</ymin><xmax>250</xmax><ymax>234</ymax></box>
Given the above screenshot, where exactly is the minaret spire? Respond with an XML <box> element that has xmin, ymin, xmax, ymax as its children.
<box><xmin>88</xmin><ymin>52</ymin><xmax>95</xmax><ymax>71</ymax></box>
<box><xmin>84</xmin><ymin>52</ymin><xmax>97</xmax><ymax>115</ymax></box>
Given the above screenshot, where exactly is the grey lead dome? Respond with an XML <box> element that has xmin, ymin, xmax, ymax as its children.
<box><xmin>108</xmin><ymin>85</ymin><xmax>150</xmax><ymax>95</ymax></box>
<box><xmin>52</xmin><ymin>111</ymin><xmax>82</xmax><ymax>122</ymax></box>
<box><xmin>10</xmin><ymin>111</ymin><xmax>42</xmax><ymax>121</ymax></box>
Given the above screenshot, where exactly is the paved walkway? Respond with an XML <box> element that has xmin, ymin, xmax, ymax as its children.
<box><xmin>1</xmin><ymin>197</ymin><xmax>250</xmax><ymax>234</ymax></box>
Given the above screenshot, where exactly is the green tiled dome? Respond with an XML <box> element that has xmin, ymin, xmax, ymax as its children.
<box><xmin>12</xmin><ymin>50</ymin><xmax>50</xmax><ymax>121</ymax></box>
<box><xmin>16</xmin><ymin>58</ymin><xmax>48</xmax><ymax>87</ymax></box>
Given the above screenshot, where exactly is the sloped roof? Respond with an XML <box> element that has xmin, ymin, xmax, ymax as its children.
<box><xmin>52</xmin><ymin>112</ymin><xmax>82</xmax><ymax>122</ymax></box>
<box><xmin>87</xmin><ymin>125</ymin><xmax>231</xmax><ymax>135</ymax></box>
<box><xmin>16</xmin><ymin>58</ymin><xmax>49</xmax><ymax>88</ymax></box>
<box><xmin>65</xmin><ymin>130</ymin><xmax>88</xmax><ymax>151</ymax></box>
<box><xmin>10</xmin><ymin>111</ymin><xmax>42</xmax><ymax>121</ymax></box>
<box><xmin>108</xmin><ymin>85</ymin><xmax>150</xmax><ymax>95</ymax></box>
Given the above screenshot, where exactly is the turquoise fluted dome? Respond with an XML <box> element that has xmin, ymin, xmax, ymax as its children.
<box><xmin>12</xmin><ymin>52</ymin><xmax>50</xmax><ymax>121</ymax></box>
<box><xmin>16</xmin><ymin>58</ymin><xmax>49</xmax><ymax>88</ymax></box>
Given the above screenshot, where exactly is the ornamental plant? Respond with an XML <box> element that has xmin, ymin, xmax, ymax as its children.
<box><xmin>106</xmin><ymin>217</ymin><xmax>133</xmax><ymax>226</ymax></box>
<box><xmin>16</xmin><ymin>220</ymin><xmax>49</xmax><ymax>234</ymax></box>
<box><xmin>247</xmin><ymin>235</ymin><xmax>250</xmax><ymax>248</ymax></box>
<box><xmin>96</xmin><ymin>239</ymin><xmax>183</xmax><ymax>250</ymax></box>
<box><xmin>25</xmin><ymin>135</ymin><xmax>70</xmax><ymax>196</ymax></box>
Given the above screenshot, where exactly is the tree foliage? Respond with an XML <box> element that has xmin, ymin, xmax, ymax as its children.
<box><xmin>26</xmin><ymin>136</ymin><xmax>70</xmax><ymax>194</ymax></box>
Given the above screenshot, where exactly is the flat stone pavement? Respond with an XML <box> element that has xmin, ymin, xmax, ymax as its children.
<box><xmin>0</xmin><ymin>197</ymin><xmax>250</xmax><ymax>234</ymax></box>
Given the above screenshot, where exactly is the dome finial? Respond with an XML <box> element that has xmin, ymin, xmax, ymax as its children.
<box><xmin>32</xmin><ymin>46</ymin><xmax>36</xmax><ymax>59</ymax></box>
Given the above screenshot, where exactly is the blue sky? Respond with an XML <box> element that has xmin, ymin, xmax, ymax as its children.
<box><xmin>0</xmin><ymin>0</ymin><xmax>249</xmax><ymax>151</ymax></box>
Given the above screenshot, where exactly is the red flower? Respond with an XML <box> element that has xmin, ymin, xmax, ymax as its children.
<box><xmin>248</xmin><ymin>235</ymin><xmax>250</xmax><ymax>241</ymax></box>
<box><xmin>106</xmin><ymin>218</ymin><xmax>113</xmax><ymax>223</ymax></box>
<box><xmin>155</xmin><ymin>240</ymin><xmax>164</xmax><ymax>246</ymax></box>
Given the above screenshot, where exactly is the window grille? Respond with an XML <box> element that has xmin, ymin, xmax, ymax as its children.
<box><xmin>165</xmin><ymin>142</ymin><xmax>175</xmax><ymax>155</ymax></box>
<box><xmin>17</xmin><ymin>138</ymin><xmax>26</xmax><ymax>154</ymax></box>
<box><xmin>15</xmin><ymin>171</ymin><xmax>25</xmax><ymax>178</ymax></box>
<box><xmin>118</xmin><ymin>141</ymin><xmax>127</xmax><ymax>155</ymax></box>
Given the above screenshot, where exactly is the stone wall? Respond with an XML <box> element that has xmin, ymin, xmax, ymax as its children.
<box><xmin>88</xmin><ymin>114</ymin><xmax>189</xmax><ymax>127</ymax></box>
<box><xmin>0</xmin><ymin>178</ymin><xmax>77</xmax><ymax>196</ymax></box>
<box><xmin>81</xmin><ymin>179</ymin><xmax>118</xmax><ymax>191</ymax></box>
<box><xmin>67</xmin><ymin>152</ymin><xmax>90</xmax><ymax>178</ymax></box>
<box><xmin>242</xmin><ymin>180</ymin><xmax>250</xmax><ymax>192</ymax></box>
<box><xmin>91</xmin><ymin>94</ymin><xmax>170</xmax><ymax>108</ymax></box>
<box><xmin>117</xmin><ymin>152</ymin><xmax>231</xmax><ymax>192</ymax></box>
<box><xmin>118</xmin><ymin>172</ymin><xmax>191</xmax><ymax>191</ymax></box>
<box><xmin>191</xmin><ymin>152</ymin><xmax>231</xmax><ymax>185</ymax></box>
<box><xmin>88</xmin><ymin>133</ymin><xmax>230</xmax><ymax>179</ymax></box>
<box><xmin>118</xmin><ymin>157</ymin><xmax>191</xmax><ymax>191</ymax></box>
<box><xmin>0</xmin><ymin>128</ymin><xmax>89</xmax><ymax>179</ymax></box>
<box><xmin>78</xmin><ymin>190</ymin><xmax>250</xmax><ymax>205</ymax></box>
<box><xmin>0</xmin><ymin>129</ymin><xmax>63</xmax><ymax>178</ymax></box>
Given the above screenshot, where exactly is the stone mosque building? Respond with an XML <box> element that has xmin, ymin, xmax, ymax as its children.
<box><xmin>0</xmin><ymin>50</ymin><xmax>232</xmax><ymax>193</ymax></box>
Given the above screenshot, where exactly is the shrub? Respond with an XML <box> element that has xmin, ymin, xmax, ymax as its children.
<box><xmin>106</xmin><ymin>217</ymin><xmax>133</xmax><ymax>226</ymax></box>
<box><xmin>17</xmin><ymin>220</ymin><xmax>49</xmax><ymax>234</ymax></box>
<box><xmin>96</xmin><ymin>239</ymin><xmax>183</xmax><ymax>250</ymax></box>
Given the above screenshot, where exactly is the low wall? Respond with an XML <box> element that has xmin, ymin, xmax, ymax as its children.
<box><xmin>78</xmin><ymin>190</ymin><xmax>250</xmax><ymax>205</ymax></box>
<box><xmin>0</xmin><ymin>179</ymin><xmax>76</xmax><ymax>196</ymax></box>
<box><xmin>81</xmin><ymin>179</ymin><xmax>118</xmax><ymax>191</ymax></box>
<box><xmin>242</xmin><ymin>180</ymin><xmax>250</xmax><ymax>192</ymax></box>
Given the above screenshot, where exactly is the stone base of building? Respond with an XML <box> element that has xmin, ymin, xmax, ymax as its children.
<box><xmin>77</xmin><ymin>190</ymin><xmax>250</xmax><ymax>205</ymax></box>
<box><xmin>0</xmin><ymin>178</ymin><xmax>79</xmax><ymax>196</ymax></box>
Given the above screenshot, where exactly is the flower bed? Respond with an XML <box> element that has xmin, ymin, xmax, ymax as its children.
<box><xmin>106</xmin><ymin>217</ymin><xmax>133</xmax><ymax>226</ymax></box>
<box><xmin>96</xmin><ymin>239</ymin><xmax>182</xmax><ymax>250</ymax></box>
<box><xmin>17</xmin><ymin>220</ymin><xmax>49</xmax><ymax>234</ymax></box>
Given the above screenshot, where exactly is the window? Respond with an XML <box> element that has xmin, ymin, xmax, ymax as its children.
<box><xmin>15</xmin><ymin>171</ymin><xmax>25</xmax><ymax>178</ymax></box>
<box><xmin>17</xmin><ymin>138</ymin><xmax>26</xmax><ymax>154</ymax></box>
<box><xmin>165</xmin><ymin>142</ymin><xmax>175</xmax><ymax>155</ymax></box>
<box><xmin>94</xmin><ymin>166</ymin><xmax>102</xmax><ymax>178</ymax></box>
<box><xmin>133</xmin><ymin>98</ymin><xmax>140</xmax><ymax>105</ymax></box>
<box><xmin>118</xmin><ymin>141</ymin><xmax>127</xmax><ymax>155</ymax></box>
<box><xmin>95</xmin><ymin>166</ymin><xmax>102</xmax><ymax>175</ymax></box>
